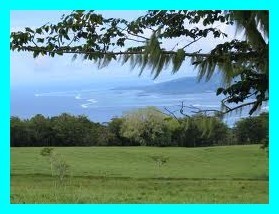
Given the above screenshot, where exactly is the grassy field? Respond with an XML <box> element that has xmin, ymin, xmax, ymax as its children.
<box><xmin>11</xmin><ymin>145</ymin><xmax>268</xmax><ymax>203</ymax></box>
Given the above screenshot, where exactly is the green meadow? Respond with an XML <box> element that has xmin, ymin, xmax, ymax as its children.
<box><xmin>11</xmin><ymin>145</ymin><xmax>268</xmax><ymax>203</ymax></box>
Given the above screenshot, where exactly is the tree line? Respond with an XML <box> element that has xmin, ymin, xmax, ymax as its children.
<box><xmin>10</xmin><ymin>107</ymin><xmax>268</xmax><ymax>147</ymax></box>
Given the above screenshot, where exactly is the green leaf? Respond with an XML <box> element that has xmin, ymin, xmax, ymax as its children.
<box><xmin>36</xmin><ymin>28</ymin><xmax>43</xmax><ymax>34</ymax></box>
<box><xmin>216</xmin><ymin>88</ymin><xmax>224</xmax><ymax>96</ymax></box>
<box><xmin>64</xmin><ymin>34</ymin><xmax>70</xmax><ymax>40</ymax></box>
<box><xmin>44</xmin><ymin>26</ymin><xmax>49</xmax><ymax>33</ymax></box>
<box><xmin>33</xmin><ymin>50</ymin><xmax>40</xmax><ymax>58</ymax></box>
<box><xmin>37</xmin><ymin>38</ymin><xmax>44</xmax><ymax>43</ymax></box>
<box><xmin>25</xmin><ymin>27</ymin><xmax>34</xmax><ymax>33</ymax></box>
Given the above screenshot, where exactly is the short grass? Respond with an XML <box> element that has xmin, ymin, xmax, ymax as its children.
<box><xmin>10</xmin><ymin>145</ymin><xmax>268</xmax><ymax>203</ymax></box>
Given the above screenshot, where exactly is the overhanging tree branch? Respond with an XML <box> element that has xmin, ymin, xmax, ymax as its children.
<box><xmin>15</xmin><ymin>45</ymin><xmax>261</xmax><ymax>59</ymax></box>
<box><xmin>10</xmin><ymin>10</ymin><xmax>269</xmax><ymax>117</ymax></box>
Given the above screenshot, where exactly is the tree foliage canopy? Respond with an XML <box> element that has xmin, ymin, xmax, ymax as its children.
<box><xmin>10</xmin><ymin>110</ymin><xmax>268</xmax><ymax>147</ymax></box>
<box><xmin>121</xmin><ymin>107</ymin><xmax>172</xmax><ymax>146</ymax></box>
<box><xmin>233</xmin><ymin>112</ymin><xmax>268</xmax><ymax>144</ymax></box>
<box><xmin>10</xmin><ymin>10</ymin><xmax>269</xmax><ymax>115</ymax></box>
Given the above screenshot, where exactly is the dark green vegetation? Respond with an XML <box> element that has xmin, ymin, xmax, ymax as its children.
<box><xmin>10</xmin><ymin>10</ymin><xmax>269</xmax><ymax>116</ymax></box>
<box><xmin>11</xmin><ymin>145</ymin><xmax>268</xmax><ymax>203</ymax></box>
<box><xmin>10</xmin><ymin>109</ymin><xmax>268</xmax><ymax>148</ymax></box>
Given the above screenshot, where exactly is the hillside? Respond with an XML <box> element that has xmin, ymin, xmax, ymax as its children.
<box><xmin>113</xmin><ymin>74</ymin><xmax>222</xmax><ymax>94</ymax></box>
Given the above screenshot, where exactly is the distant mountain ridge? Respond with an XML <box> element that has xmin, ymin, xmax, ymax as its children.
<box><xmin>113</xmin><ymin>74</ymin><xmax>222</xmax><ymax>95</ymax></box>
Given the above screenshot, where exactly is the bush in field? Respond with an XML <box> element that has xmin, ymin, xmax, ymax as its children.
<box><xmin>40</xmin><ymin>147</ymin><xmax>70</xmax><ymax>183</ymax></box>
<box><xmin>150</xmin><ymin>155</ymin><xmax>169</xmax><ymax>167</ymax></box>
<box><xmin>40</xmin><ymin>147</ymin><xmax>54</xmax><ymax>157</ymax></box>
<box><xmin>150</xmin><ymin>155</ymin><xmax>169</xmax><ymax>177</ymax></box>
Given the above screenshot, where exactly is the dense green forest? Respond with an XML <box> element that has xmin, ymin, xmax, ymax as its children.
<box><xmin>10</xmin><ymin>107</ymin><xmax>268</xmax><ymax>147</ymax></box>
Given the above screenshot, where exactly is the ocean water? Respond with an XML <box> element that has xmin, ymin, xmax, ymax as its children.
<box><xmin>10</xmin><ymin>83</ymin><xmax>268</xmax><ymax>126</ymax></box>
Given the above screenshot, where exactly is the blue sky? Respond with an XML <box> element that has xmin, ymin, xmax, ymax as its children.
<box><xmin>10</xmin><ymin>10</ymin><xmax>236</xmax><ymax>88</ymax></box>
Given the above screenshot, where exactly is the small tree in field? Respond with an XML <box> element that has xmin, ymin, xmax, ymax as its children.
<box><xmin>150</xmin><ymin>155</ymin><xmax>169</xmax><ymax>177</ymax></box>
<box><xmin>40</xmin><ymin>147</ymin><xmax>70</xmax><ymax>183</ymax></box>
